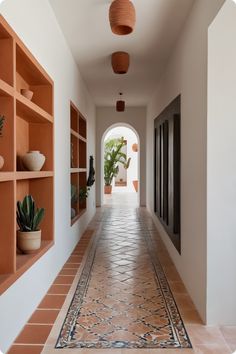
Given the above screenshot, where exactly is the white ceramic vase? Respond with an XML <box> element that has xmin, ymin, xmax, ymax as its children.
<box><xmin>0</xmin><ymin>155</ymin><xmax>4</xmax><ymax>170</ymax></box>
<box><xmin>22</xmin><ymin>151</ymin><xmax>45</xmax><ymax>171</ymax></box>
<box><xmin>17</xmin><ymin>230</ymin><xmax>41</xmax><ymax>254</ymax></box>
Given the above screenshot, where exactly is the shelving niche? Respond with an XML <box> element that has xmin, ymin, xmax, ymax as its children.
<box><xmin>70</xmin><ymin>102</ymin><xmax>87</xmax><ymax>225</ymax></box>
<box><xmin>0</xmin><ymin>15</ymin><xmax>54</xmax><ymax>294</ymax></box>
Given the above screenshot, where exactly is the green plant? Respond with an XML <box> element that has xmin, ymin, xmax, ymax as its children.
<box><xmin>79</xmin><ymin>186</ymin><xmax>90</xmax><ymax>200</ymax></box>
<box><xmin>0</xmin><ymin>115</ymin><xmax>5</xmax><ymax>137</ymax></box>
<box><xmin>104</xmin><ymin>137</ymin><xmax>131</xmax><ymax>186</ymax></box>
<box><xmin>17</xmin><ymin>195</ymin><xmax>45</xmax><ymax>232</ymax></box>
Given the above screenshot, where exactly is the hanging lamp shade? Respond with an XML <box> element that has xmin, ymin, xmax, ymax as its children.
<box><xmin>116</xmin><ymin>100</ymin><xmax>125</xmax><ymax>112</ymax></box>
<box><xmin>109</xmin><ymin>0</ymin><xmax>136</xmax><ymax>35</ymax></box>
<box><xmin>116</xmin><ymin>93</ymin><xmax>125</xmax><ymax>112</ymax></box>
<box><xmin>112</xmin><ymin>51</ymin><xmax>130</xmax><ymax>74</ymax></box>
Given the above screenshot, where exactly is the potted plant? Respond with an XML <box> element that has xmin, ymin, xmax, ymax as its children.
<box><xmin>17</xmin><ymin>195</ymin><xmax>45</xmax><ymax>254</ymax></box>
<box><xmin>104</xmin><ymin>137</ymin><xmax>131</xmax><ymax>194</ymax></box>
<box><xmin>0</xmin><ymin>115</ymin><xmax>5</xmax><ymax>169</ymax></box>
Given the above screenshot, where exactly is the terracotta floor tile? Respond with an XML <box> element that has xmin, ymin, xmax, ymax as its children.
<box><xmin>14</xmin><ymin>324</ymin><xmax>52</xmax><ymax>344</ymax></box>
<box><xmin>38</xmin><ymin>295</ymin><xmax>66</xmax><ymax>309</ymax></box>
<box><xmin>28</xmin><ymin>309</ymin><xmax>60</xmax><ymax>324</ymax></box>
<box><xmin>193</xmin><ymin>343</ymin><xmax>231</xmax><ymax>353</ymax></box>
<box><xmin>7</xmin><ymin>345</ymin><xmax>44</xmax><ymax>354</ymax></box>
<box><xmin>47</xmin><ymin>284</ymin><xmax>71</xmax><ymax>295</ymax></box>
<box><xmin>53</xmin><ymin>275</ymin><xmax>75</xmax><ymax>285</ymax></box>
<box><xmin>187</xmin><ymin>325</ymin><xmax>226</xmax><ymax>346</ymax></box>
<box><xmin>59</xmin><ymin>268</ymin><xmax>78</xmax><ymax>276</ymax></box>
<box><xmin>63</xmin><ymin>262</ymin><xmax>80</xmax><ymax>269</ymax></box>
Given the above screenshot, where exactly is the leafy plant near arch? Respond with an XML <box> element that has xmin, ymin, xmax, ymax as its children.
<box><xmin>104</xmin><ymin>137</ymin><xmax>131</xmax><ymax>194</ymax></box>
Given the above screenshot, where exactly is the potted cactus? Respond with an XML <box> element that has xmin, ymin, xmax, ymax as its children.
<box><xmin>0</xmin><ymin>115</ymin><xmax>5</xmax><ymax>169</ymax></box>
<box><xmin>17</xmin><ymin>195</ymin><xmax>45</xmax><ymax>254</ymax></box>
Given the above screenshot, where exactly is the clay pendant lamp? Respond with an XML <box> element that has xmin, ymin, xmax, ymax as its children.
<box><xmin>112</xmin><ymin>51</ymin><xmax>130</xmax><ymax>74</ymax></box>
<box><xmin>116</xmin><ymin>93</ymin><xmax>125</xmax><ymax>112</ymax></box>
<box><xmin>109</xmin><ymin>0</ymin><xmax>136</xmax><ymax>35</ymax></box>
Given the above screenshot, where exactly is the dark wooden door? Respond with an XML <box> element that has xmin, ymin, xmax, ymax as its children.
<box><xmin>154</xmin><ymin>95</ymin><xmax>181</xmax><ymax>252</ymax></box>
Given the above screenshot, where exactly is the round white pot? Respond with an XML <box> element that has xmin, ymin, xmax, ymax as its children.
<box><xmin>17</xmin><ymin>230</ymin><xmax>41</xmax><ymax>254</ymax></box>
<box><xmin>0</xmin><ymin>155</ymin><xmax>4</xmax><ymax>170</ymax></box>
<box><xmin>22</xmin><ymin>151</ymin><xmax>45</xmax><ymax>171</ymax></box>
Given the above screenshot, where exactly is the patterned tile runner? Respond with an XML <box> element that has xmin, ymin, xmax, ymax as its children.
<box><xmin>56</xmin><ymin>208</ymin><xmax>192</xmax><ymax>349</ymax></box>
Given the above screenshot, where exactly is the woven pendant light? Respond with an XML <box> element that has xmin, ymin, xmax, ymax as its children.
<box><xmin>116</xmin><ymin>93</ymin><xmax>125</xmax><ymax>112</ymax></box>
<box><xmin>112</xmin><ymin>52</ymin><xmax>130</xmax><ymax>74</ymax></box>
<box><xmin>109</xmin><ymin>0</ymin><xmax>136</xmax><ymax>35</ymax></box>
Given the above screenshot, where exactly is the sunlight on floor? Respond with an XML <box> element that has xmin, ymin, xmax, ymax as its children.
<box><xmin>104</xmin><ymin>188</ymin><xmax>138</xmax><ymax>207</ymax></box>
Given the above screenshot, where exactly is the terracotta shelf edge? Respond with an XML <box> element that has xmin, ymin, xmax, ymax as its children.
<box><xmin>0</xmin><ymin>241</ymin><xmax>54</xmax><ymax>295</ymax></box>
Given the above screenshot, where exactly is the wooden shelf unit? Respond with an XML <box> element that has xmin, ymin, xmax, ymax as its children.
<box><xmin>70</xmin><ymin>102</ymin><xmax>87</xmax><ymax>225</ymax></box>
<box><xmin>0</xmin><ymin>15</ymin><xmax>54</xmax><ymax>295</ymax></box>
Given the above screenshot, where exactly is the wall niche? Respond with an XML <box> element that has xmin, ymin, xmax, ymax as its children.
<box><xmin>154</xmin><ymin>95</ymin><xmax>181</xmax><ymax>252</ymax></box>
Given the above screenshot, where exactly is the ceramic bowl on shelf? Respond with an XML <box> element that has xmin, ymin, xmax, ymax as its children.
<box><xmin>0</xmin><ymin>155</ymin><xmax>4</xmax><ymax>169</ymax></box>
<box><xmin>20</xmin><ymin>89</ymin><xmax>34</xmax><ymax>101</ymax></box>
<box><xmin>22</xmin><ymin>151</ymin><xmax>45</xmax><ymax>171</ymax></box>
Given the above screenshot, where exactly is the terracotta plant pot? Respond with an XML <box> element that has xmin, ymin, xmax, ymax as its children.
<box><xmin>104</xmin><ymin>185</ymin><xmax>112</xmax><ymax>194</ymax></box>
<box><xmin>17</xmin><ymin>230</ymin><xmax>41</xmax><ymax>254</ymax></box>
<box><xmin>0</xmin><ymin>155</ymin><xmax>4</xmax><ymax>170</ymax></box>
<box><xmin>22</xmin><ymin>150</ymin><xmax>45</xmax><ymax>171</ymax></box>
<box><xmin>21</xmin><ymin>89</ymin><xmax>34</xmax><ymax>101</ymax></box>
<box><xmin>132</xmin><ymin>143</ymin><xmax>138</xmax><ymax>152</ymax></box>
<box><xmin>133</xmin><ymin>180</ymin><xmax>138</xmax><ymax>192</ymax></box>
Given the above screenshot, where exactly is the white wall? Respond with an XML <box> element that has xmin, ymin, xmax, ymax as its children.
<box><xmin>96</xmin><ymin>107</ymin><xmax>146</xmax><ymax>206</ymax></box>
<box><xmin>0</xmin><ymin>0</ymin><xmax>96</xmax><ymax>352</ymax></box>
<box><xmin>207</xmin><ymin>0</ymin><xmax>236</xmax><ymax>325</ymax></box>
<box><xmin>146</xmin><ymin>0</ymin><xmax>225</xmax><ymax>323</ymax></box>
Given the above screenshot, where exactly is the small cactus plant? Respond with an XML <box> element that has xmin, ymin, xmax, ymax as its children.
<box><xmin>17</xmin><ymin>195</ymin><xmax>45</xmax><ymax>232</ymax></box>
<box><xmin>0</xmin><ymin>115</ymin><xmax>5</xmax><ymax>137</ymax></box>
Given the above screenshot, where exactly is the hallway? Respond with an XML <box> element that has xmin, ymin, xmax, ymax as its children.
<box><xmin>8</xmin><ymin>200</ymin><xmax>236</xmax><ymax>353</ymax></box>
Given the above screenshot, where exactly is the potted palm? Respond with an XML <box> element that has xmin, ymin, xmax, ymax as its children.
<box><xmin>17</xmin><ymin>195</ymin><xmax>45</xmax><ymax>254</ymax></box>
<box><xmin>104</xmin><ymin>137</ymin><xmax>131</xmax><ymax>194</ymax></box>
<box><xmin>0</xmin><ymin>115</ymin><xmax>5</xmax><ymax>169</ymax></box>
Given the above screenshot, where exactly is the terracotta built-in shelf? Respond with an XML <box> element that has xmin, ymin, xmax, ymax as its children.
<box><xmin>0</xmin><ymin>241</ymin><xmax>54</xmax><ymax>295</ymax></box>
<box><xmin>16</xmin><ymin>92</ymin><xmax>53</xmax><ymax>124</ymax></box>
<box><xmin>0</xmin><ymin>78</ymin><xmax>14</xmax><ymax>97</ymax></box>
<box><xmin>16</xmin><ymin>171</ymin><xmax>54</xmax><ymax>180</ymax></box>
<box><xmin>0</xmin><ymin>172</ymin><xmax>14</xmax><ymax>181</ymax></box>
<box><xmin>70</xmin><ymin>129</ymin><xmax>87</xmax><ymax>142</ymax></box>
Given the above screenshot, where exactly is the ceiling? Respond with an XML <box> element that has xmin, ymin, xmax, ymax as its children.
<box><xmin>49</xmin><ymin>0</ymin><xmax>195</xmax><ymax>107</ymax></box>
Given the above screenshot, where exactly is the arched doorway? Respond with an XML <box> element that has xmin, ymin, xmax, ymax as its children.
<box><xmin>101</xmin><ymin>123</ymin><xmax>140</xmax><ymax>207</ymax></box>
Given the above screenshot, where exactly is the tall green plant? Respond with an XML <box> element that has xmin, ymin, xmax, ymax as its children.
<box><xmin>0</xmin><ymin>115</ymin><xmax>5</xmax><ymax>137</ymax></box>
<box><xmin>104</xmin><ymin>137</ymin><xmax>131</xmax><ymax>186</ymax></box>
<box><xmin>17</xmin><ymin>195</ymin><xmax>45</xmax><ymax>232</ymax></box>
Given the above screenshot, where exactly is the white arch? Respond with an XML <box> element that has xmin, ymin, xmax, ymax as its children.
<box><xmin>101</xmin><ymin>122</ymin><xmax>141</xmax><ymax>206</ymax></box>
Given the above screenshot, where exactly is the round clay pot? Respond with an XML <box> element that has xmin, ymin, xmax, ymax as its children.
<box><xmin>17</xmin><ymin>230</ymin><xmax>41</xmax><ymax>254</ymax></box>
<box><xmin>21</xmin><ymin>89</ymin><xmax>34</xmax><ymax>101</ymax></box>
<box><xmin>0</xmin><ymin>155</ymin><xmax>4</xmax><ymax>170</ymax></box>
<box><xmin>133</xmin><ymin>180</ymin><xmax>138</xmax><ymax>192</ymax></box>
<box><xmin>22</xmin><ymin>151</ymin><xmax>45</xmax><ymax>171</ymax></box>
<box><xmin>104</xmin><ymin>185</ymin><xmax>112</xmax><ymax>194</ymax></box>
<box><xmin>132</xmin><ymin>143</ymin><xmax>138</xmax><ymax>152</ymax></box>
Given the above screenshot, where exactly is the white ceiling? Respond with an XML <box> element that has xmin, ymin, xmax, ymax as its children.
<box><xmin>49</xmin><ymin>0</ymin><xmax>195</xmax><ymax>106</ymax></box>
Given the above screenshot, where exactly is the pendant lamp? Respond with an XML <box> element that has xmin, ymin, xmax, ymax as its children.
<box><xmin>109</xmin><ymin>0</ymin><xmax>136</xmax><ymax>35</ymax></box>
<box><xmin>112</xmin><ymin>51</ymin><xmax>130</xmax><ymax>74</ymax></box>
<box><xmin>116</xmin><ymin>93</ymin><xmax>125</xmax><ymax>112</ymax></box>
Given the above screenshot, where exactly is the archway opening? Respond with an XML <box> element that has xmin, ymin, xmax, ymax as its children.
<box><xmin>101</xmin><ymin>124</ymin><xmax>140</xmax><ymax>207</ymax></box>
